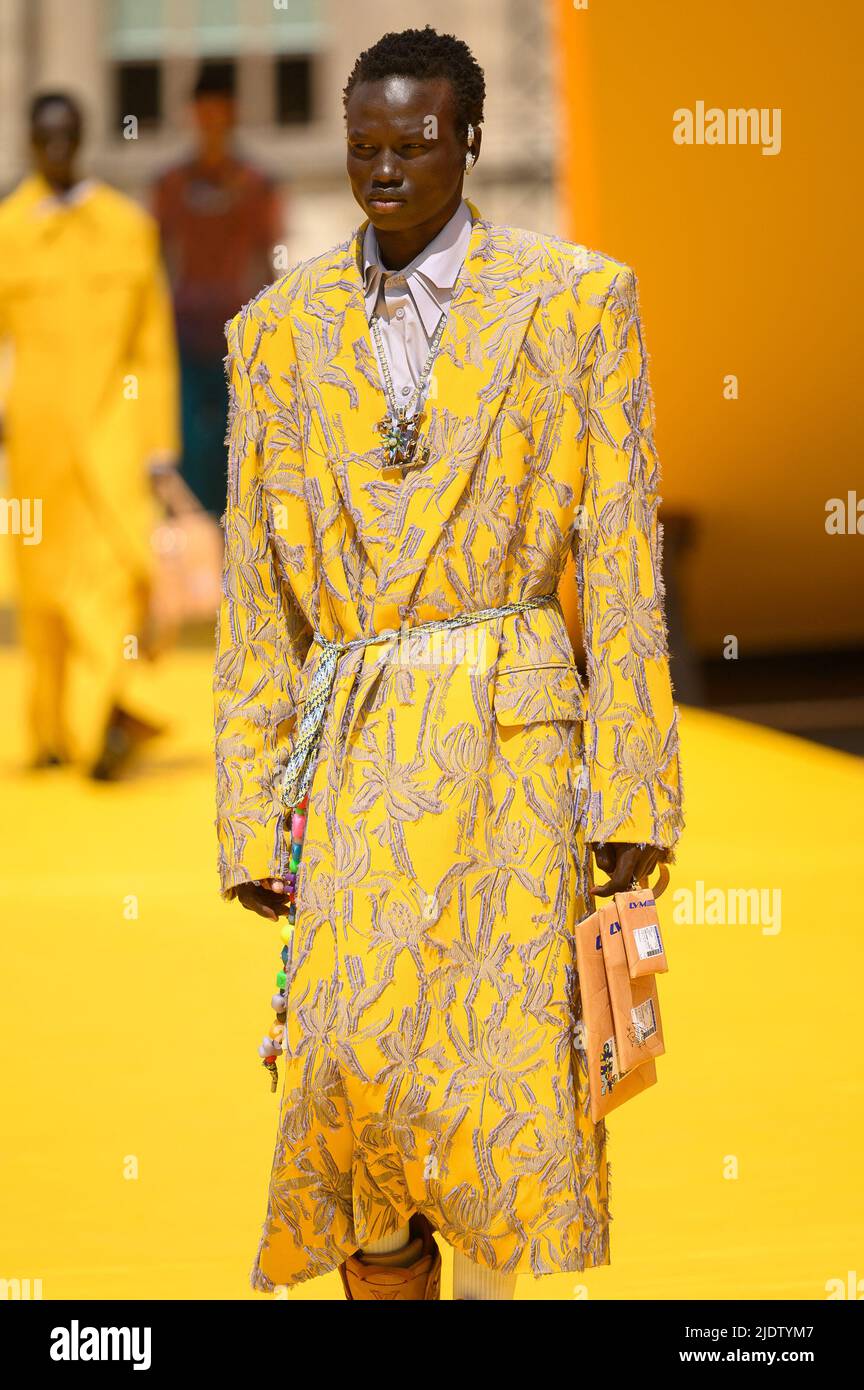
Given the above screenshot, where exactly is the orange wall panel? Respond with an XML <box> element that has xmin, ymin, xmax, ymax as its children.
<box><xmin>552</xmin><ymin>0</ymin><xmax>863</xmax><ymax>654</ymax></box>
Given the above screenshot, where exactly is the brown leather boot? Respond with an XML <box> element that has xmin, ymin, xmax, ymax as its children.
<box><xmin>338</xmin><ymin>1213</ymin><xmax>441</xmax><ymax>1300</ymax></box>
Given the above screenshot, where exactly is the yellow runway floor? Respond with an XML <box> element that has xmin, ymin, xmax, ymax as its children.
<box><xmin>0</xmin><ymin>645</ymin><xmax>861</xmax><ymax>1301</ymax></box>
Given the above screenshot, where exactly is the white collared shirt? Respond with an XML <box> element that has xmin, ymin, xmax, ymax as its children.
<box><xmin>362</xmin><ymin>198</ymin><xmax>472</xmax><ymax>402</ymax></box>
<box><xmin>32</xmin><ymin>176</ymin><xmax>98</xmax><ymax>215</ymax></box>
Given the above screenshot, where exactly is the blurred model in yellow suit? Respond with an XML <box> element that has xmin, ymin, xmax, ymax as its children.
<box><xmin>0</xmin><ymin>94</ymin><xmax>180</xmax><ymax>776</ymax></box>
<box><xmin>213</xmin><ymin>29</ymin><xmax>684</xmax><ymax>1300</ymax></box>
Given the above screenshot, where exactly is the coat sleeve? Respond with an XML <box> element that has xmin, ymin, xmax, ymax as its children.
<box><xmin>213</xmin><ymin>305</ymin><xmax>314</xmax><ymax>900</ymax></box>
<box><xmin>575</xmin><ymin>263</ymin><xmax>685</xmax><ymax>851</ymax></box>
<box><xmin>130</xmin><ymin>216</ymin><xmax>181</xmax><ymax>468</ymax></box>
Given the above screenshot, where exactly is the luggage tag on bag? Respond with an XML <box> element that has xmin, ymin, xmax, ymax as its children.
<box><xmin>598</xmin><ymin>904</ymin><xmax>666</xmax><ymax>1075</ymax></box>
<box><xmin>614</xmin><ymin>862</ymin><xmax>670</xmax><ymax>979</ymax></box>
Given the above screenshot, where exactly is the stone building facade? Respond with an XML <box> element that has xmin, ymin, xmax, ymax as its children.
<box><xmin>0</xmin><ymin>0</ymin><xmax>561</xmax><ymax>259</ymax></box>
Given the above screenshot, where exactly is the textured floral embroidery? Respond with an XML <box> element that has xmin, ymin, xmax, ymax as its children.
<box><xmin>212</xmin><ymin>200</ymin><xmax>684</xmax><ymax>1289</ymax></box>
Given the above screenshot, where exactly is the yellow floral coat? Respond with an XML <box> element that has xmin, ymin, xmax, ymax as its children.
<box><xmin>213</xmin><ymin>199</ymin><xmax>684</xmax><ymax>1289</ymax></box>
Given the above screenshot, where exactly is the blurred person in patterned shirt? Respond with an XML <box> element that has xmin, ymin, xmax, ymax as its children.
<box><xmin>152</xmin><ymin>64</ymin><xmax>283</xmax><ymax>518</ymax></box>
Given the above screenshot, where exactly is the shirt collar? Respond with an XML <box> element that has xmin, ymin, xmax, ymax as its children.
<box><xmin>30</xmin><ymin>174</ymin><xmax>98</xmax><ymax>215</ymax></box>
<box><xmin>362</xmin><ymin>198</ymin><xmax>472</xmax><ymax>338</ymax></box>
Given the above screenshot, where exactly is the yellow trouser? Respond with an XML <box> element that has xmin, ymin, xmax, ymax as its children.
<box><xmin>18</xmin><ymin>592</ymin><xmax>166</xmax><ymax>767</ymax></box>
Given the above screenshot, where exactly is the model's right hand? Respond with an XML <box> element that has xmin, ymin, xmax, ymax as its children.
<box><xmin>235</xmin><ymin>878</ymin><xmax>292</xmax><ymax>921</ymax></box>
<box><xmin>149</xmin><ymin>464</ymin><xmax>206</xmax><ymax>517</ymax></box>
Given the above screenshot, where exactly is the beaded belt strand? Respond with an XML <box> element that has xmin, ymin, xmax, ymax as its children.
<box><xmin>258</xmin><ymin>590</ymin><xmax>561</xmax><ymax>1089</ymax></box>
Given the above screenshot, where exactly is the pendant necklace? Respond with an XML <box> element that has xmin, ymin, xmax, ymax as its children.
<box><xmin>370</xmin><ymin>311</ymin><xmax>446</xmax><ymax>473</ymax></box>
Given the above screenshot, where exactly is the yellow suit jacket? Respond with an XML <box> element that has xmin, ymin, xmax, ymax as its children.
<box><xmin>0</xmin><ymin>174</ymin><xmax>180</xmax><ymax>762</ymax></box>
<box><xmin>0</xmin><ymin>174</ymin><xmax>179</xmax><ymax>595</ymax></box>
<box><xmin>214</xmin><ymin>198</ymin><xmax>684</xmax><ymax>901</ymax></box>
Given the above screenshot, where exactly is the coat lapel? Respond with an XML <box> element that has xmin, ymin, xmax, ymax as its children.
<box><xmin>296</xmin><ymin>199</ymin><xmax>542</xmax><ymax>634</ymax></box>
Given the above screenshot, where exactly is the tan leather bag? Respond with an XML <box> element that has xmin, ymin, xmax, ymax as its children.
<box><xmin>599</xmin><ymin>904</ymin><xmax>665</xmax><ymax>1075</ymax></box>
<box><xmin>574</xmin><ymin>905</ymin><xmax>657</xmax><ymax>1123</ymax></box>
<box><xmin>616</xmin><ymin>864</ymin><xmax>670</xmax><ymax>977</ymax></box>
<box><xmin>148</xmin><ymin>507</ymin><xmax>224</xmax><ymax>653</ymax></box>
<box><xmin>574</xmin><ymin>864</ymin><xmax>670</xmax><ymax>1122</ymax></box>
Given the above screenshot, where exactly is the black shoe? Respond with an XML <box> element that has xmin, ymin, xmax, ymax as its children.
<box><xmin>89</xmin><ymin>724</ymin><xmax>134</xmax><ymax>781</ymax></box>
<box><xmin>29</xmin><ymin>751</ymin><xmax>68</xmax><ymax>770</ymax></box>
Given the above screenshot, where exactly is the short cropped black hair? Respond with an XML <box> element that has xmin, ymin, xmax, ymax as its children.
<box><xmin>343</xmin><ymin>25</ymin><xmax>485</xmax><ymax>137</ymax></box>
<box><xmin>193</xmin><ymin>62</ymin><xmax>235</xmax><ymax>100</ymax></box>
<box><xmin>30</xmin><ymin>91</ymin><xmax>82</xmax><ymax>130</ymax></box>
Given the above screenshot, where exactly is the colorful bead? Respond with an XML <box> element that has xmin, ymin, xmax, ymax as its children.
<box><xmin>259</xmin><ymin>795</ymin><xmax>310</xmax><ymax>1082</ymax></box>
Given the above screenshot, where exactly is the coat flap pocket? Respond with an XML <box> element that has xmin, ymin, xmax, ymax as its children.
<box><xmin>492</xmin><ymin>662</ymin><xmax>586</xmax><ymax>726</ymax></box>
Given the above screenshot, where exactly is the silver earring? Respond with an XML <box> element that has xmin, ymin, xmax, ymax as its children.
<box><xmin>465</xmin><ymin>122</ymin><xmax>475</xmax><ymax>174</ymax></box>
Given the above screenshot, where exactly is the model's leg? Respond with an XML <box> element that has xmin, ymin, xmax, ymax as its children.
<box><xmin>179</xmin><ymin>351</ymin><xmax>230</xmax><ymax>517</ymax></box>
<box><xmin>340</xmin><ymin>1217</ymin><xmax>441</xmax><ymax>1299</ymax></box>
<box><xmin>19</xmin><ymin>605</ymin><xmax>68</xmax><ymax>765</ymax></box>
<box><xmin>360</xmin><ymin>1224</ymin><xmax>413</xmax><ymax>1264</ymax></box>
<box><xmin>452</xmin><ymin>1250</ymin><xmax>517</xmax><ymax>1301</ymax></box>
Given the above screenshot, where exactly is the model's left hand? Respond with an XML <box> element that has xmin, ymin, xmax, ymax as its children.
<box><xmin>589</xmin><ymin>841</ymin><xmax>669</xmax><ymax>898</ymax></box>
<box><xmin>235</xmin><ymin>877</ymin><xmax>293</xmax><ymax>922</ymax></box>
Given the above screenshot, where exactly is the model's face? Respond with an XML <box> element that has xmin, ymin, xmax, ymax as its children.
<box><xmin>346</xmin><ymin>76</ymin><xmax>469</xmax><ymax>232</ymax></box>
<box><xmin>193</xmin><ymin>94</ymin><xmax>234</xmax><ymax>142</ymax></box>
<box><xmin>31</xmin><ymin>101</ymin><xmax>80</xmax><ymax>186</ymax></box>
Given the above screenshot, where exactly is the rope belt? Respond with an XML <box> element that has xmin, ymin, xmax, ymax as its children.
<box><xmin>280</xmin><ymin>591</ymin><xmax>560</xmax><ymax>809</ymax></box>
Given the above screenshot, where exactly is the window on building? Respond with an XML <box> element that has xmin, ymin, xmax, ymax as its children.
<box><xmin>114</xmin><ymin>61</ymin><xmax>161</xmax><ymax>131</ymax></box>
<box><xmin>107</xmin><ymin>0</ymin><xmax>321</xmax><ymax>134</ymax></box>
<box><xmin>275</xmin><ymin>56</ymin><xmax>313</xmax><ymax>125</ymax></box>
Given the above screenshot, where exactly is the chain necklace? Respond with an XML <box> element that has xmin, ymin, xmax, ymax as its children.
<box><xmin>370</xmin><ymin>311</ymin><xmax>446</xmax><ymax>472</ymax></box>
